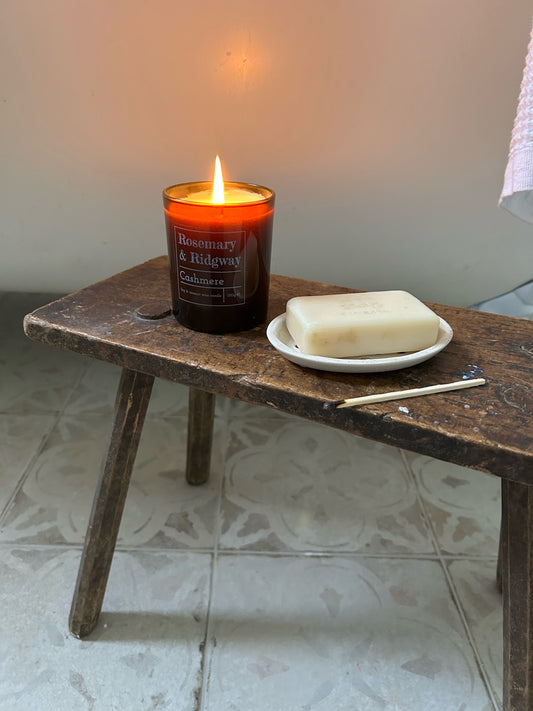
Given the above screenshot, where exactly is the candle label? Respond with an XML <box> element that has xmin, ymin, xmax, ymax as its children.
<box><xmin>173</xmin><ymin>226</ymin><xmax>246</xmax><ymax>306</ymax></box>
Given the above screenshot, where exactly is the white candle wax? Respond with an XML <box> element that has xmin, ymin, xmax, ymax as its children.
<box><xmin>182</xmin><ymin>187</ymin><xmax>262</xmax><ymax>205</ymax></box>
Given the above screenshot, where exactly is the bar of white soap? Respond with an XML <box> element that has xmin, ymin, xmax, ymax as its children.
<box><xmin>285</xmin><ymin>291</ymin><xmax>440</xmax><ymax>358</ymax></box>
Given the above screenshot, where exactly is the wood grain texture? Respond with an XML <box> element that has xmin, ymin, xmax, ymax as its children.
<box><xmin>186</xmin><ymin>388</ymin><xmax>215</xmax><ymax>485</ymax></box>
<box><xmin>24</xmin><ymin>256</ymin><xmax>533</xmax><ymax>482</ymax></box>
<box><xmin>23</xmin><ymin>257</ymin><xmax>533</xmax><ymax>709</ymax></box>
<box><xmin>68</xmin><ymin>367</ymin><xmax>154</xmax><ymax>638</ymax></box>
<box><xmin>502</xmin><ymin>478</ymin><xmax>533</xmax><ymax>711</ymax></box>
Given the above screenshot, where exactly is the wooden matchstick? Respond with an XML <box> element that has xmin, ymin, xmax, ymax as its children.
<box><xmin>336</xmin><ymin>377</ymin><xmax>486</xmax><ymax>409</ymax></box>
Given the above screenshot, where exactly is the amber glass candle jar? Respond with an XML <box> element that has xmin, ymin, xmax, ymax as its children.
<box><xmin>163</xmin><ymin>180</ymin><xmax>275</xmax><ymax>334</ymax></box>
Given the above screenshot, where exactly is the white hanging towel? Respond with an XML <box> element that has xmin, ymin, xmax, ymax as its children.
<box><xmin>500</xmin><ymin>20</ymin><xmax>533</xmax><ymax>223</ymax></box>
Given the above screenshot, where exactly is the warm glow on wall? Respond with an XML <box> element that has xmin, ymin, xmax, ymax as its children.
<box><xmin>214</xmin><ymin>33</ymin><xmax>269</xmax><ymax>92</ymax></box>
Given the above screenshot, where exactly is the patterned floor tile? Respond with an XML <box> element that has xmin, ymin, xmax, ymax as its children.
<box><xmin>219</xmin><ymin>419</ymin><xmax>433</xmax><ymax>554</ymax></box>
<box><xmin>0</xmin><ymin>413</ymin><xmax>56</xmax><ymax>515</ymax></box>
<box><xmin>1</xmin><ymin>292</ymin><xmax>88</xmax><ymax>414</ymax></box>
<box><xmin>0</xmin><ymin>413</ymin><xmax>224</xmax><ymax>549</ymax></box>
<box><xmin>0</xmin><ymin>339</ymin><xmax>88</xmax><ymax>414</ymax></box>
<box><xmin>405</xmin><ymin>453</ymin><xmax>500</xmax><ymax>556</ymax></box>
<box><xmin>204</xmin><ymin>555</ymin><xmax>494</xmax><ymax>711</ymax></box>
<box><xmin>64</xmin><ymin>360</ymin><xmax>220</xmax><ymax>418</ymax></box>
<box><xmin>448</xmin><ymin>560</ymin><xmax>502</xmax><ymax>709</ymax></box>
<box><xmin>0</xmin><ymin>547</ymin><xmax>210</xmax><ymax>711</ymax></box>
<box><xmin>0</xmin><ymin>289</ymin><xmax>511</xmax><ymax>711</ymax></box>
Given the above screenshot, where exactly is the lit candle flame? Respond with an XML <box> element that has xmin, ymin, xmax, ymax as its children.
<box><xmin>212</xmin><ymin>155</ymin><xmax>225</xmax><ymax>204</ymax></box>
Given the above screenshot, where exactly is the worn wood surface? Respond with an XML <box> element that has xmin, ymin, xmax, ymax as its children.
<box><xmin>186</xmin><ymin>388</ymin><xmax>215</xmax><ymax>485</ymax></box>
<box><xmin>23</xmin><ymin>257</ymin><xmax>533</xmax><ymax>708</ymax></box>
<box><xmin>24</xmin><ymin>255</ymin><xmax>533</xmax><ymax>483</ymax></box>
<box><xmin>502</xmin><ymin>479</ymin><xmax>533</xmax><ymax>711</ymax></box>
<box><xmin>68</xmin><ymin>367</ymin><xmax>154</xmax><ymax>638</ymax></box>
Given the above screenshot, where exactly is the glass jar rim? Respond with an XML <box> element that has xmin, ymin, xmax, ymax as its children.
<box><xmin>163</xmin><ymin>181</ymin><xmax>274</xmax><ymax>206</ymax></box>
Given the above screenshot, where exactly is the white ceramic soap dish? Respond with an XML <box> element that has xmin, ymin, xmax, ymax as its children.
<box><xmin>266</xmin><ymin>314</ymin><xmax>453</xmax><ymax>373</ymax></box>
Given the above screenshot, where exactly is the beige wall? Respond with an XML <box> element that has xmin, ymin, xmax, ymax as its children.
<box><xmin>1</xmin><ymin>0</ymin><xmax>532</xmax><ymax>305</ymax></box>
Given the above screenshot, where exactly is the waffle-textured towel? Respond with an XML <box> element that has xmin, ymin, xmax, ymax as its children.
<box><xmin>500</xmin><ymin>21</ymin><xmax>533</xmax><ymax>222</ymax></box>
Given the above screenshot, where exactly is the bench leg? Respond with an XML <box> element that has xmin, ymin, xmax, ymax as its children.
<box><xmin>186</xmin><ymin>388</ymin><xmax>215</xmax><ymax>485</ymax></box>
<box><xmin>501</xmin><ymin>478</ymin><xmax>533</xmax><ymax>711</ymax></box>
<box><xmin>69</xmin><ymin>368</ymin><xmax>154</xmax><ymax>638</ymax></box>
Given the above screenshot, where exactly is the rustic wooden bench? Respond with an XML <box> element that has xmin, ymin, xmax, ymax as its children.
<box><xmin>24</xmin><ymin>256</ymin><xmax>533</xmax><ymax>711</ymax></box>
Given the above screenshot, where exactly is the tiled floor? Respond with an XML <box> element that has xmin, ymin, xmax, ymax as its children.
<box><xmin>3</xmin><ymin>282</ymin><xmax>531</xmax><ymax>711</ymax></box>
